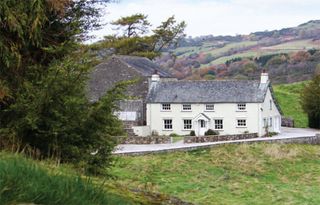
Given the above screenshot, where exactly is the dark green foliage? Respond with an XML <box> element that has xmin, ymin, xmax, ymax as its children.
<box><xmin>0</xmin><ymin>153</ymin><xmax>135</xmax><ymax>205</ymax></box>
<box><xmin>204</xmin><ymin>129</ymin><xmax>219</xmax><ymax>136</ymax></box>
<box><xmin>0</xmin><ymin>0</ymin><xmax>125</xmax><ymax>175</ymax></box>
<box><xmin>190</xmin><ymin>130</ymin><xmax>196</xmax><ymax>136</ymax></box>
<box><xmin>301</xmin><ymin>75</ymin><xmax>320</xmax><ymax>128</ymax></box>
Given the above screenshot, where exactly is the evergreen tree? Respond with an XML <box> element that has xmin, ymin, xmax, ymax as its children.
<box><xmin>301</xmin><ymin>75</ymin><xmax>320</xmax><ymax>128</ymax></box>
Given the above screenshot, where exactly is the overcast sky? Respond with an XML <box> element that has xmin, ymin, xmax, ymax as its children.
<box><xmin>89</xmin><ymin>0</ymin><xmax>320</xmax><ymax>42</ymax></box>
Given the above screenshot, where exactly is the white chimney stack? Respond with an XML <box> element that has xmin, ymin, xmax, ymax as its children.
<box><xmin>151</xmin><ymin>70</ymin><xmax>160</xmax><ymax>82</ymax></box>
<box><xmin>260</xmin><ymin>70</ymin><xmax>269</xmax><ymax>84</ymax></box>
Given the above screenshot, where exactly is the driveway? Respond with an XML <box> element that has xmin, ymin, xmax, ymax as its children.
<box><xmin>114</xmin><ymin>127</ymin><xmax>320</xmax><ymax>155</ymax></box>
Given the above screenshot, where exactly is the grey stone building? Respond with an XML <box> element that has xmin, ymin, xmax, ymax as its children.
<box><xmin>87</xmin><ymin>55</ymin><xmax>173</xmax><ymax>133</ymax></box>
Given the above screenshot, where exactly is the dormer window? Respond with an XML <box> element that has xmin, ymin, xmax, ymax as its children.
<box><xmin>161</xmin><ymin>104</ymin><xmax>171</xmax><ymax>111</ymax></box>
<box><xmin>182</xmin><ymin>104</ymin><xmax>191</xmax><ymax>111</ymax></box>
<box><xmin>205</xmin><ymin>104</ymin><xmax>215</xmax><ymax>111</ymax></box>
<box><xmin>237</xmin><ymin>103</ymin><xmax>246</xmax><ymax>111</ymax></box>
<box><xmin>269</xmin><ymin>100</ymin><xmax>272</xmax><ymax>110</ymax></box>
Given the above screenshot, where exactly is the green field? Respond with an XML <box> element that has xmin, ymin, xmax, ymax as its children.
<box><xmin>273</xmin><ymin>81</ymin><xmax>308</xmax><ymax>127</ymax></box>
<box><xmin>111</xmin><ymin>143</ymin><xmax>320</xmax><ymax>205</ymax></box>
<box><xmin>0</xmin><ymin>153</ymin><xmax>146</xmax><ymax>205</ymax></box>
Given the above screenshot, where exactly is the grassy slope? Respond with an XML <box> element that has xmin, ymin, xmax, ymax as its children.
<box><xmin>111</xmin><ymin>144</ymin><xmax>320</xmax><ymax>205</ymax></box>
<box><xmin>0</xmin><ymin>153</ymin><xmax>142</xmax><ymax>205</ymax></box>
<box><xmin>273</xmin><ymin>81</ymin><xmax>308</xmax><ymax>127</ymax></box>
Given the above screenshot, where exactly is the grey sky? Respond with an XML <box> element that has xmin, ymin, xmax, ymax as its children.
<box><xmin>89</xmin><ymin>0</ymin><xmax>320</xmax><ymax>42</ymax></box>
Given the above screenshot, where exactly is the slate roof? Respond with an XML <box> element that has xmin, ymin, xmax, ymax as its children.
<box><xmin>116</xmin><ymin>55</ymin><xmax>172</xmax><ymax>77</ymax></box>
<box><xmin>147</xmin><ymin>80</ymin><xmax>269</xmax><ymax>103</ymax></box>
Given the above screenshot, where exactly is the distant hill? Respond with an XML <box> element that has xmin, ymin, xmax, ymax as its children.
<box><xmin>156</xmin><ymin>20</ymin><xmax>320</xmax><ymax>83</ymax></box>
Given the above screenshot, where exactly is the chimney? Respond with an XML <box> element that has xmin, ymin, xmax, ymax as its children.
<box><xmin>260</xmin><ymin>70</ymin><xmax>268</xmax><ymax>84</ymax></box>
<box><xmin>151</xmin><ymin>70</ymin><xmax>160</xmax><ymax>82</ymax></box>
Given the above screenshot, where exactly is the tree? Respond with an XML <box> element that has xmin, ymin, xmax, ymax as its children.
<box><xmin>301</xmin><ymin>75</ymin><xmax>320</xmax><ymax>128</ymax></box>
<box><xmin>111</xmin><ymin>13</ymin><xmax>151</xmax><ymax>37</ymax></box>
<box><xmin>0</xmin><ymin>0</ymin><xmax>127</xmax><ymax>175</ymax></box>
<box><xmin>95</xmin><ymin>14</ymin><xmax>186</xmax><ymax>59</ymax></box>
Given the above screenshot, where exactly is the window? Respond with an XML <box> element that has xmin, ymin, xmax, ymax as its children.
<box><xmin>269</xmin><ymin>100</ymin><xmax>272</xmax><ymax>110</ymax></box>
<box><xmin>214</xmin><ymin>119</ymin><xmax>223</xmax><ymax>130</ymax></box>
<box><xmin>237</xmin><ymin>119</ymin><xmax>247</xmax><ymax>127</ymax></box>
<box><xmin>237</xmin><ymin>103</ymin><xmax>246</xmax><ymax>111</ymax></box>
<box><xmin>162</xmin><ymin>104</ymin><xmax>171</xmax><ymax>111</ymax></box>
<box><xmin>263</xmin><ymin>118</ymin><xmax>268</xmax><ymax>127</ymax></box>
<box><xmin>182</xmin><ymin>104</ymin><xmax>192</xmax><ymax>111</ymax></box>
<box><xmin>205</xmin><ymin>104</ymin><xmax>215</xmax><ymax>111</ymax></box>
<box><xmin>163</xmin><ymin>119</ymin><xmax>172</xmax><ymax>130</ymax></box>
<box><xmin>269</xmin><ymin>117</ymin><xmax>272</xmax><ymax>127</ymax></box>
<box><xmin>183</xmin><ymin>119</ymin><xmax>192</xmax><ymax>130</ymax></box>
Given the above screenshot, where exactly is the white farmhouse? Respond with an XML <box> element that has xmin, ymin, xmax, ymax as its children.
<box><xmin>145</xmin><ymin>72</ymin><xmax>281</xmax><ymax>137</ymax></box>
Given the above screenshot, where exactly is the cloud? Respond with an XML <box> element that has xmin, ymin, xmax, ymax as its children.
<box><xmin>89</xmin><ymin>0</ymin><xmax>320</xmax><ymax>42</ymax></box>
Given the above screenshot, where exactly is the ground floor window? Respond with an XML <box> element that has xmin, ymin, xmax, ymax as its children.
<box><xmin>183</xmin><ymin>119</ymin><xmax>192</xmax><ymax>130</ymax></box>
<box><xmin>237</xmin><ymin>119</ymin><xmax>247</xmax><ymax>127</ymax></box>
<box><xmin>214</xmin><ymin>119</ymin><xmax>223</xmax><ymax>130</ymax></box>
<box><xmin>163</xmin><ymin>119</ymin><xmax>173</xmax><ymax>130</ymax></box>
<box><xmin>269</xmin><ymin>117</ymin><xmax>272</xmax><ymax>127</ymax></box>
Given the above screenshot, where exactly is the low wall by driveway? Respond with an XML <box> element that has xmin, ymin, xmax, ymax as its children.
<box><xmin>117</xmin><ymin>136</ymin><xmax>171</xmax><ymax>144</ymax></box>
<box><xmin>114</xmin><ymin>134</ymin><xmax>320</xmax><ymax>155</ymax></box>
<box><xmin>184</xmin><ymin>133</ymin><xmax>258</xmax><ymax>143</ymax></box>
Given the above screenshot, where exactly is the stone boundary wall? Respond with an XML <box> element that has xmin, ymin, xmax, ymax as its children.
<box><xmin>282</xmin><ymin>117</ymin><xmax>294</xmax><ymax>127</ymax></box>
<box><xmin>115</xmin><ymin>134</ymin><xmax>320</xmax><ymax>155</ymax></box>
<box><xmin>117</xmin><ymin>136</ymin><xmax>171</xmax><ymax>144</ymax></box>
<box><xmin>184</xmin><ymin>133</ymin><xmax>258</xmax><ymax>143</ymax></box>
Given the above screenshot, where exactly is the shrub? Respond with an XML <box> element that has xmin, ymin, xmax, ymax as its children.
<box><xmin>190</xmin><ymin>130</ymin><xmax>196</xmax><ymax>136</ymax></box>
<box><xmin>169</xmin><ymin>133</ymin><xmax>180</xmax><ymax>137</ymax></box>
<box><xmin>205</xmin><ymin>129</ymin><xmax>219</xmax><ymax>136</ymax></box>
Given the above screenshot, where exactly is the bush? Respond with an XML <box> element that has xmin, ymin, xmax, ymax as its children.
<box><xmin>205</xmin><ymin>129</ymin><xmax>219</xmax><ymax>136</ymax></box>
<box><xmin>190</xmin><ymin>130</ymin><xmax>196</xmax><ymax>136</ymax></box>
<box><xmin>169</xmin><ymin>133</ymin><xmax>180</xmax><ymax>137</ymax></box>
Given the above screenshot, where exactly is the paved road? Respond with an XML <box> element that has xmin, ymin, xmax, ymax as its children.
<box><xmin>114</xmin><ymin>127</ymin><xmax>320</xmax><ymax>155</ymax></box>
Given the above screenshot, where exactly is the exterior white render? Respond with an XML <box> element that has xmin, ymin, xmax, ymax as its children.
<box><xmin>144</xmin><ymin>73</ymin><xmax>281</xmax><ymax>137</ymax></box>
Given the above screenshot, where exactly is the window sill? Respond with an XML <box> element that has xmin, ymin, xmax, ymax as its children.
<box><xmin>236</xmin><ymin>126</ymin><xmax>247</xmax><ymax>128</ymax></box>
<box><xmin>236</xmin><ymin>110</ymin><xmax>247</xmax><ymax>112</ymax></box>
<box><xmin>204</xmin><ymin>110</ymin><xmax>215</xmax><ymax>112</ymax></box>
<box><xmin>181</xmin><ymin>110</ymin><xmax>192</xmax><ymax>112</ymax></box>
<box><xmin>163</xmin><ymin>129</ymin><xmax>173</xmax><ymax>131</ymax></box>
<box><xmin>161</xmin><ymin>110</ymin><xmax>172</xmax><ymax>112</ymax></box>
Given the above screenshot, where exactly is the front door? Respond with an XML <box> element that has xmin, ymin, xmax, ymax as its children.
<box><xmin>198</xmin><ymin>119</ymin><xmax>207</xmax><ymax>136</ymax></box>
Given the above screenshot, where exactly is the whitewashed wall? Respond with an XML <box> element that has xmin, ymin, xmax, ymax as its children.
<box><xmin>260</xmin><ymin>89</ymin><xmax>282</xmax><ymax>135</ymax></box>
<box><xmin>147</xmin><ymin>102</ymin><xmax>261</xmax><ymax>136</ymax></box>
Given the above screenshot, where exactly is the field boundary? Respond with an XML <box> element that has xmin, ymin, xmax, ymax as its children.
<box><xmin>114</xmin><ymin>134</ymin><xmax>320</xmax><ymax>156</ymax></box>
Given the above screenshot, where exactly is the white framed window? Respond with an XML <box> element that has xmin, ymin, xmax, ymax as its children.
<box><xmin>263</xmin><ymin>118</ymin><xmax>268</xmax><ymax>127</ymax></box>
<box><xmin>183</xmin><ymin>119</ymin><xmax>192</xmax><ymax>130</ymax></box>
<box><xmin>214</xmin><ymin>119</ymin><xmax>223</xmax><ymax>130</ymax></box>
<box><xmin>205</xmin><ymin>104</ymin><xmax>215</xmax><ymax>111</ymax></box>
<box><xmin>163</xmin><ymin>119</ymin><xmax>173</xmax><ymax>130</ymax></box>
<box><xmin>161</xmin><ymin>104</ymin><xmax>171</xmax><ymax>111</ymax></box>
<box><xmin>269</xmin><ymin>117</ymin><xmax>272</xmax><ymax>127</ymax></box>
<box><xmin>269</xmin><ymin>100</ymin><xmax>272</xmax><ymax>110</ymax></box>
<box><xmin>237</xmin><ymin>119</ymin><xmax>247</xmax><ymax>127</ymax></box>
<box><xmin>237</xmin><ymin>103</ymin><xmax>246</xmax><ymax>111</ymax></box>
<box><xmin>182</xmin><ymin>104</ymin><xmax>192</xmax><ymax>111</ymax></box>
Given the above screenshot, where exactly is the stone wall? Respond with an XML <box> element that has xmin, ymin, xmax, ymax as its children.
<box><xmin>281</xmin><ymin>117</ymin><xmax>294</xmax><ymax>127</ymax></box>
<box><xmin>184</xmin><ymin>133</ymin><xmax>258</xmax><ymax>143</ymax></box>
<box><xmin>117</xmin><ymin>136</ymin><xmax>171</xmax><ymax>144</ymax></box>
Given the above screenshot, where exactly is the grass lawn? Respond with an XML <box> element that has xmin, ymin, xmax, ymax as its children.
<box><xmin>110</xmin><ymin>143</ymin><xmax>320</xmax><ymax>205</ymax></box>
<box><xmin>273</xmin><ymin>81</ymin><xmax>308</xmax><ymax>127</ymax></box>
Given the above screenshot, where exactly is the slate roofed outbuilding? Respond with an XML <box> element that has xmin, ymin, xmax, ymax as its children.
<box><xmin>147</xmin><ymin>80</ymin><xmax>269</xmax><ymax>103</ymax></box>
<box><xmin>116</xmin><ymin>55</ymin><xmax>172</xmax><ymax>77</ymax></box>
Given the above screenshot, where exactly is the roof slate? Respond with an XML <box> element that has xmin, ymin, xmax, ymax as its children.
<box><xmin>116</xmin><ymin>55</ymin><xmax>172</xmax><ymax>77</ymax></box>
<box><xmin>147</xmin><ymin>80</ymin><xmax>269</xmax><ymax>103</ymax></box>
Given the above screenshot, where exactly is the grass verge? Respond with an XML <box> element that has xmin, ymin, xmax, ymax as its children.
<box><xmin>110</xmin><ymin>143</ymin><xmax>320</xmax><ymax>205</ymax></box>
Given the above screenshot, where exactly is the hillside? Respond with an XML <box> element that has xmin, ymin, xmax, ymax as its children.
<box><xmin>156</xmin><ymin>20</ymin><xmax>320</xmax><ymax>83</ymax></box>
<box><xmin>111</xmin><ymin>143</ymin><xmax>320</xmax><ymax>205</ymax></box>
<box><xmin>274</xmin><ymin>81</ymin><xmax>308</xmax><ymax>128</ymax></box>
